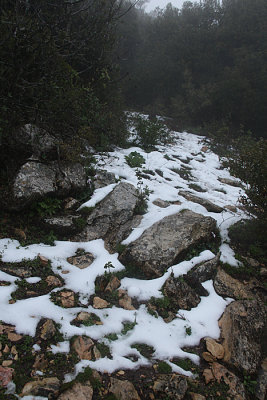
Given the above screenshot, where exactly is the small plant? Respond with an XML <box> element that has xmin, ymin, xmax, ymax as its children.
<box><xmin>121</xmin><ymin>321</ymin><xmax>136</xmax><ymax>335</ymax></box>
<box><xmin>157</xmin><ymin>361</ymin><xmax>172</xmax><ymax>374</ymax></box>
<box><xmin>131</xmin><ymin>115</ymin><xmax>172</xmax><ymax>150</ymax></box>
<box><xmin>104</xmin><ymin>261</ymin><xmax>115</xmax><ymax>275</ymax></box>
<box><xmin>125</xmin><ymin>151</ymin><xmax>145</xmax><ymax>168</ymax></box>
<box><xmin>134</xmin><ymin>169</ymin><xmax>152</xmax><ymax>215</ymax></box>
<box><xmin>243</xmin><ymin>373</ymin><xmax>257</xmax><ymax>394</ymax></box>
<box><xmin>184</xmin><ymin>325</ymin><xmax>192</xmax><ymax>336</ymax></box>
<box><xmin>31</xmin><ymin>197</ymin><xmax>62</xmax><ymax>218</ymax></box>
<box><xmin>105</xmin><ymin>333</ymin><xmax>118</xmax><ymax>341</ymax></box>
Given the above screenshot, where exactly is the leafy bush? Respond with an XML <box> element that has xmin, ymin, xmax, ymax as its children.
<box><xmin>125</xmin><ymin>151</ymin><xmax>145</xmax><ymax>168</ymax></box>
<box><xmin>31</xmin><ymin>198</ymin><xmax>62</xmax><ymax>218</ymax></box>
<box><xmin>226</xmin><ymin>136</ymin><xmax>267</xmax><ymax>221</ymax></box>
<box><xmin>131</xmin><ymin>115</ymin><xmax>172</xmax><ymax>150</ymax></box>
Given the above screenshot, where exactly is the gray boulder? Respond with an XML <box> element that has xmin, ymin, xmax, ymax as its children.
<box><xmin>163</xmin><ymin>276</ymin><xmax>201</xmax><ymax>310</ymax></box>
<box><xmin>119</xmin><ymin>210</ymin><xmax>217</xmax><ymax>278</ymax></box>
<box><xmin>179</xmin><ymin>190</ymin><xmax>224</xmax><ymax>213</ymax></box>
<box><xmin>94</xmin><ymin>170</ymin><xmax>117</xmax><ymax>189</ymax></box>
<box><xmin>75</xmin><ymin>182</ymin><xmax>141</xmax><ymax>251</ymax></box>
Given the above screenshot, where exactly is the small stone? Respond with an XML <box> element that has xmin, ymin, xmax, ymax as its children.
<box><xmin>9</xmin><ymin>299</ymin><xmax>16</xmax><ymax>304</ymax></box>
<box><xmin>202</xmin><ymin>351</ymin><xmax>216</xmax><ymax>363</ymax></box>
<box><xmin>45</xmin><ymin>275</ymin><xmax>63</xmax><ymax>287</ymax></box>
<box><xmin>105</xmin><ymin>276</ymin><xmax>121</xmax><ymax>293</ymax></box>
<box><xmin>205</xmin><ymin>338</ymin><xmax>224</xmax><ymax>359</ymax></box>
<box><xmin>33</xmin><ymin>354</ymin><xmax>49</xmax><ymax>370</ymax></box>
<box><xmin>2</xmin><ymin>360</ymin><xmax>13</xmax><ymax>367</ymax></box>
<box><xmin>14</xmin><ymin>354</ymin><xmax>18</xmax><ymax>361</ymax></box>
<box><xmin>201</xmin><ymin>146</ymin><xmax>209</xmax><ymax>152</ymax></box>
<box><xmin>117</xmin><ymin>370</ymin><xmax>125</xmax><ymax>375</ymax></box>
<box><xmin>0</xmin><ymin>343</ymin><xmax>2</xmax><ymax>351</ymax></box>
<box><xmin>260</xmin><ymin>268</ymin><xmax>267</xmax><ymax>277</ymax></box>
<box><xmin>225</xmin><ymin>205</ymin><xmax>237</xmax><ymax>212</ymax></box>
<box><xmin>67</xmin><ymin>252</ymin><xmax>95</xmax><ymax>269</ymax></box>
<box><xmin>72</xmin><ymin>336</ymin><xmax>94</xmax><ymax>360</ymax></box>
<box><xmin>38</xmin><ymin>254</ymin><xmax>49</xmax><ymax>266</ymax></box>
<box><xmin>64</xmin><ymin>197</ymin><xmax>79</xmax><ymax>210</ymax></box>
<box><xmin>109</xmin><ymin>377</ymin><xmax>140</xmax><ymax>400</ymax></box>
<box><xmin>203</xmin><ymin>368</ymin><xmax>214</xmax><ymax>384</ymax></box>
<box><xmin>21</xmin><ymin>377</ymin><xmax>60</xmax><ymax>397</ymax></box>
<box><xmin>61</xmin><ymin>270</ymin><xmax>70</xmax><ymax>274</ymax></box>
<box><xmin>93</xmin><ymin>297</ymin><xmax>109</xmax><ymax>309</ymax></box>
<box><xmin>14</xmin><ymin>228</ymin><xmax>26</xmax><ymax>241</ymax></box>
<box><xmin>190</xmin><ymin>393</ymin><xmax>206</xmax><ymax>400</ymax></box>
<box><xmin>40</xmin><ymin>319</ymin><xmax>56</xmax><ymax>340</ymax></box>
<box><xmin>60</xmin><ymin>290</ymin><xmax>75</xmax><ymax>307</ymax></box>
<box><xmin>0</xmin><ymin>366</ymin><xmax>13</xmax><ymax>386</ymax></box>
<box><xmin>92</xmin><ymin>346</ymin><xmax>101</xmax><ymax>360</ymax></box>
<box><xmin>119</xmin><ymin>294</ymin><xmax>135</xmax><ymax>310</ymax></box>
<box><xmin>153</xmin><ymin>199</ymin><xmax>170</xmax><ymax>208</ymax></box>
<box><xmin>11</xmin><ymin>346</ymin><xmax>17</xmax><ymax>355</ymax></box>
<box><xmin>58</xmin><ymin>381</ymin><xmax>93</xmax><ymax>400</ymax></box>
<box><xmin>3</xmin><ymin>345</ymin><xmax>9</xmax><ymax>353</ymax></box>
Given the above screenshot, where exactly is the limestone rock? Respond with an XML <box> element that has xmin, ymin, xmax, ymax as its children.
<box><xmin>58</xmin><ymin>381</ymin><xmax>93</xmax><ymax>400</ymax></box>
<box><xmin>45</xmin><ymin>275</ymin><xmax>63</xmax><ymax>288</ymax></box>
<box><xmin>153</xmin><ymin>198</ymin><xmax>170</xmax><ymax>208</ymax></box>
<box><xmin>60</xmin><ymin>290</ymin><xmax>76</xmax><ymax>308</ymax></box>
<box><xmin>205</xmin><ymin>338</ymin><xmax>224</xmax><ymax>360</ymax></box>
<box><xmin>2</xmin><ymin>360</ymin><xmax>13</xmax><ymax>367</ymax></box>
<box><xmin>163</xmin><ymin>276</ymin><xmax>201</xmax><ymax>310</ymax></box>
<box><xmin>119</xmin><ymin>292</ymin><xmax>135</xmax><ymax>310</ymax></box>
<box><xmin>63</xmin><ymin>197</ymin><xmax>79</xmax><ymax>210</ymax></box>
<box><xmin>44</xmin><ymin>215</ymin><xmax>82</xmax><ymax>235</ymax></box>
<box><xmin>109</xmin><ymin>377</ymin><xmax>140</xmax><ymax>400</ymax></box>
<box><xmin>214</xmin><ymin>267</ymin><xmax>253</xmax><ymax>299</ymax></box>
<box><xmin>94</xmin><ymin>170</ymin><xmax>116</xmax><ymax>189</ymax></box>
<box><xmin>179</xmin><ymin>191</ymin><xmax>224</xmax><ymax>213</ymax></box>
<box><xmin>219</xmin><ymin>300</ymin><xmax>267</xmax><ymax>373</ymax></box>
<box><xmin>211</xmin><ymin>362</ymin><xmax>246</xmax><ymax>400</ymax></box>
<box><xmin>93</xmin><ymin>297</ymin><xmax>110</xmax><ymax>309</ymax></box>
<box><xmin>21</xmin><ymin>377</ymin><xmax>60</xmax><ymax>397</ymax></box>
<box><xmin>182</xmin><ymin>254</ymin><xmax>220</xmax><ymax>284</ymax></box>
<box><xmin>105</xmin><ymin>276</ymin><xmax>121</xmax><ymax>293</ymax></box>
<box><xmin>39</xmin><ymin>319</ymin><xmax>56</xmax><ymax>340</ymax></box>
<box><xmin>203</xmin><ymin>368</ymin><xmax>214</xmax><ymax>384</ymax></box>
<box><xmin>75</xmin><ymin>182</ymin><xmax>140</xmax><ymax>251</ymax></box>
<box><xmin>256</xmin><ymin>358</ymin><xmax>267</xmax><ymax>400</ymax></box>
<box><xmin>153</xmin><ymin>374</ymin><xmax>188</xmax><ymax>399</ymax></box>
<box><xmin>190</xmin><ymin>393</ymin><xmax>206</xmax><ymax>400</ymax></box>
<box><xmin>0</xmin><ymin>366</ymin><xmax>13</xmax><ymax>386</ymax></box>
<box><xmin>7</xmin><ymin>332</ymin><xmax>23</xmax><ymax>342</ymax></box>
<box><xmin>202</xmin><ymin>352</ymin><xmax>216</xmax><ymax>363</ymax></box>
<box><xmin>218</xmin><ymin>177</ymin><xmax>243</xmax><ymax>188</ymax></box>
<box><xmin>67</xmin><ymin>252</ymin><xmax>94</xmax><ymax>269</ymax></box>
<box><xmin>72</xmin><ymin>336</ymin><xmax>94</xmax><ymax>360</ymax></box>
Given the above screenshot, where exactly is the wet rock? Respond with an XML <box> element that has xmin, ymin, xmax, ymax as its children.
<box><xmin>39</xmin><ymin>319</ymin><xmax>56</xmax><ymax>340</ymax></box>
<box><xmin>163</xmin><ymin>276</ymin><xmax>201</xmax><ymax>310</ymax></box>
<box><xmin>72</xmin><ymin>336</ymin><xmax>94</xmax><ymax>360</ymax></box>
<box><xmin>211</xmin><ymin>362</ymin><xmax>246</xmax><ymax>400</ymax></box>
<box><xmin>94</xmin><ymin>170</ymin><xmax>116</xmax><ymax>189</ymax></box>
<box><xmin>153</xmin><ymin>374</ymin><xmax>188</xmax><ymax>399</ymax></box>
<box><xmin>214</xmin><ymin>267</ymin><xmax>253</xmax><ymax>299</ymax></box>
<box><xmin>256</xmin><ymin>357</ymin><xmax>267</xmax><ymax>400</ymax></box>
<box><xmin>0</xmin><ymin>366</ymin><xmax>13</xmax><ymax>386</ymax></box>
<box><xmin>119</xmin><ymin>210</ymin><xmax>217</xmax><ymax>278</ymax></box>
<box><xmin>93</xmin><ymin>297</ymin><xmax>110</xmax><ymax>309</ymax></box>
<box><xmin>218</xmin><ymin>177</ymin><xmax>243</xmax><ymax>188</ymax></box>
<box><xmin>205</xmin><ymin>338</ymin><xmax>224</xmax><ymax>360</ymax></box>
<box><xmin>153</xmin><ymin>198</ymin><xmax>170</xmax><ymax>208</ymax></box>
<box><xmin>67</xmin><ymin>252</ymin><xmax>94</xmax><ymax>269</ymax></box>
<box><xmin>219</xmin><ymin>300</ymin><xmax>267</xmax><ymax>373</ymax></box>
<box><xmin>179</xmin><ymin>191</ymin><xmax>224</xmax><ymax>213</ymax></box>
<box><xmin>74</xmin><ymin>182</ymin><xmax>140</xmax><ymax>251</ymax></box>
<box><xmin>109</xmin><ymin>377</ymin><xmax>140</xmax><ymax>400</ymax></box>
<box><xmin>58</xmin><ymin>381</ymin><xmax>93</xmax><ymax>400</ymax></box>
<box><xmin>21</xmin><ymin>377</ymin><xmax>60</xmax><ymax>397</ymax></box>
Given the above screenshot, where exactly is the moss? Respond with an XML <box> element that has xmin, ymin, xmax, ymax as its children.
<box><xmin>131</xmin><ymin>343</ymin><xmax>155</xmax><ymax>358</ymax></box>
<box><xmin>157</xmin><ymin>361</ymin><xmax>172</xmax><ymax>374</ymax></box>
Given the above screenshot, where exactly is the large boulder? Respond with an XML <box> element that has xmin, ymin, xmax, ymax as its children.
<box><xmin>75</xmin><ymin>182</ymin><xmax>141</xmax><ymax>251</ymax></box>
<box><xmin>119</xmin><ymin>210</ymin><xmax>217</xmax><ymax>278</ymax></box>
<box><xmin>219</xmin><ymin>300</ymin><xmax>267</xmax><ymax>374</ymax></box>
<box><xmin>9</xmin><ymin>161</ymin><xmax>87</xmax><ymax>209</ymax></box>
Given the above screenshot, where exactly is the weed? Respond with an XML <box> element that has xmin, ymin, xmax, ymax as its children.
<box><xmin>82</xmin><ymin>313</ymin><xmax>101</xmax><ymax>327</ymax></box>
<box><xmin>157</xmin><ymin>361</ymin><xmax>172</xmax><ymax>374</ymax></box>
<box><xmin>96</xmin><ymin>342</ymin><xmax>111</xmax><ymax>358</ymax></box>
<box><xmin>79</xmin><ymin>206</ymin><xmax>95</xmax><ymax>216</ymax></box>
<box><xmin>125</xmin><ymin>151</ymin><xmax>145</xmax><ymax>168</ymax></box>
<box><xmin>172</xmin><ymin>358</ymin><xmax>196</xmax><ymax>371</ymax></box>
<box><xmin>115</xmin><ymin>243</ymin><xmax>127</xmax><ymax>255</ymax></box>
<box><xmin>121</xmin><ymin>321</ymin><xmax>136</xmax><ymax>335</ymax></box>
<box><xmin>131</xmin><ymin>343</ymin><xmax>154</xmax><ymax>358</ymax></box>
<box><xmin>155</xmin><ymin>169</ymin><xmax>164</xmax><ymax>177</ymax></box>
<box><xmin>44</xmin><ymin>230</ymin><xmax>57</xmax><ymax>245</ymax></box>
<box><xmin>31</xmin><ymin>197</ymin><xmax>62</xmax><ymax>218</ymax></box>
<box><xmin>134</xmin><ymin>169</ymin><xmax>152</xmax><ymax>215</ymax></box>
<box><xmin>184</xmin><ymin>325</ymin><xmax>192</xmax><ymax>336</ymax></box>
<box><xmin>243</xmin><ymin>373</ymin><xmax>257</xmax><ymax>395</ymax></box>
<box><xmin>74</xmin><ymin>217</ymin><xmax>87</xmax><ymax>230</ymax></box>
<box><xmin>105</xmin><ymin>333</ymin><xmax>118</xmax><ymax>341</ymax></box>
<box><xmin>104</xmin><ymin>261</ymin><xmax>115</xmax><ymax>275</ymax></box>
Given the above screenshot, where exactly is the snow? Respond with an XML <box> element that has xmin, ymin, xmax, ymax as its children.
<box><xmin>0</xmin><ymin>126</ymin><xmax>246</xmax><ymax>395</ymax></box>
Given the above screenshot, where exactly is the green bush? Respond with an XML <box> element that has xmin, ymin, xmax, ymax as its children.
<box><xmin>131</xmin><ymin>115</ymin><xmax>172</xmax><ymax>150</ymax></box>
<box><xmin>125</xmin><ymin>151</ymin><xmax>145</xmax><ymax>168</ymax></box>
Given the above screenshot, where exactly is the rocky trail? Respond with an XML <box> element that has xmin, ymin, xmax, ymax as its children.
<box><xmin>0</xmin><ymin>128</ymin><xmax>266</xmax><ymax>399</ymax></box>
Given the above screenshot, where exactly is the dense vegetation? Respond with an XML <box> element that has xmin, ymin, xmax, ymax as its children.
<box><xmin>117</xmin><ymin>0</ymin><xmax>267</xmax><ymax>139</ymax></box>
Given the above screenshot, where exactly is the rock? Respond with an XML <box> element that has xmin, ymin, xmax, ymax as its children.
<box><xmin>119</xmin><ymin>210</ymin><xmax>217</xmax><ymax>278</ymax></box>
<box><xmin>60</xmin><ymin>290</ymin><xmax>76</xmax><ymax>308</ymax></box>
<box><xmin>109</xmin><ymin>377</ymin><xmax>140</xmax><ymax>400</ymax></box>
<box><xmin>94</xmin><ymin>170</ymin><xmax>117</xmax><ymax>189</ymax></box>
<box><xmin>33</xmin><ymin>354</ymin><xmax>49</xmax><ymax>371</ymax></box>
<box><xmin>205</xmin><ymin>338</ymin><xmax>224</xmax><ymax>360</ymax></box>
<box><xmin>214</xmin><ymin>267</ymin><xmax>253</xmax><ymax>299</ymax></box>
<box><xmin>38</xmin><ymin>254</ymin><xmax>49</xmax><ymax>266</ymax></box>
<box><xmin>187</xmin><ymin>254</ymin><xmax>220</xmax><ymax>283</ymax></box>
<box><xmin>39</xmin><ymin>319</ymin><xmax>56</xmax><ymax>340</ymax></box>
<box><xmin>67</xmin><ymin>252</ymin><xmax>94</xmax><ymax>269</ymax></box>
<box><xmin>93</xmin><ymin>297</ymin><xmax>110</xmax><ymax>309</ymax></box>
<box><xmin>92</xmin><ymin>346</ymin><xmax>102</xmax><ymax>360</ymax></box>
<box><xmin>0</xmin><ymin>366</ymin><xmax>13</xmax><ymax>386</ymax></box>
<box><xmin>7</xmin><ymin>332</ymin><xmax>23</xmax><ymax>342</ymax></box>
<box><xmin>2</xmin><ymin>360</ymin><xmax>13</xmax><ymax>367</ymax></box>
<box><xmin>45</xmin><ymin>275</ymin><xmax>63</xmax><ymax>288</ymax></box>
<box><xmin>152</xmin><ymin>374</ymin><xmax>188</xmax><ymax>399</ymax></box>
<box><xmin>21</xmin><ymin>377</ymin><xmax>60</xmax><ymax>397</ymax></box>
<box><xmin>74</xmin><ymin>182</ymin><xmax>140</xmax><ymax>251</ymax></box>
<box><xmin>163</xmin><ymin>276</ymin><xmax>201</xmax><ymax>310</ymax></box>
<box><xmin>44</xmin><ymin>215</ymin><xmax>82</xmax><ymax>235</ymax></box>
<box><xmin>225</xmin><ymin>205</ymin><xmax>237</xmax><ymax>212</ymax></box>
<box><xmin>11</xmin><ymin>161</ymin><xmax>87</xmax><ymax>209</ymax></box>
<box><xmin>256</xmin><ymin>357</ymin><xmax>267</xmax><ymax>400</ymax></box>
<box><xmin>190</xmin><ymin>393</ymin><xmax>206</xmax><ymax>400</ymax></box>
<box><xmin>63</xmin><ymin>197</ymin><xmax>79</xmax><ymax>210</ymax></box>
<box><xmin>203</xmin><ymin>368</ymin><xmax>214</xmax><ymax>384</ymax></box>
<box><xmin>153</xmin><ymin>198</ymin><xmax>170</xmax><ymax>208</ymax></box>
<box><xmin>72</xmin><ymin>336</ymin><xmax>94</xmax><ymax>360</ymax></box>
<box><xmin>105</xmin><ymin>276</ymin><xmax>121</xmax><ymax>293</ymax></box>
<box><xmin>58</xmin><ymin>381</ymin><xmax>93</xmax><ymax>400</ymax></box>
<box><xmin>211</xmin><ymin>362</ymin><xmax>246</xmax><ymax>400</ymax></box>
<box><xmin>179</xmin><ymin>191</ymin><xmax>224</xmax><ymax>213</ymax></box>
<box><xmin>218</xmin><ymin>177</ymin><xmax>243</xmax><ymax>188</ymax></box>
<box><xmin>219</xmin><ymin>300</ymin><xmax>267</xmax><ymax>373</ymax></box>
<box><xmin>119</xmin><ymin>292</ymin><xmax>135</xmax><ymax>310</ymax></box>
<box><xmin>202</xmin><ymin>352</ymin><xmax>216</xmax><ymax>363</ymax></box>
<box><xmin>0</xmin><ymin>263</ymin><xmax>32</xmax><ymax>278</ymax></box>
<box><xmin>13</xmin><ymin>228</ymin><xmax>27</xmax><ymax>241</ymax></box>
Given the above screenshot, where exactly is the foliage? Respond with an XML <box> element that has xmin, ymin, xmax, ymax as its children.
<box><xmin>125</xmin><ymin>151</ymin><xmax>145</xmax><ymax>168</ymax></box>
<box><xmin>134</xmin><ymin>169</ymin><xmax>152</xmax><ymax>214</ymax></box>
<box><xmin>226</xmin><ymin>136</ymin><xmax>267</xmax><ymax>221</ymax></box>
<box><xmin>31</xmin><ymin>198</ymin><xmax>62</xmax><ymax>218</ymax></box>
<box><xmin>157</xmin><ymin>361</ymin><xmax>172</xmax><ymax>374</ymax></box>
<box><xmin>243</xmin><ymin>373</ymin><xmax>257</xmax><ymax>395</ymax></box>
<box><xmin>132</xmin><ymin>115</ymin><xmax>172</xmax><ymax>150</ymax></box>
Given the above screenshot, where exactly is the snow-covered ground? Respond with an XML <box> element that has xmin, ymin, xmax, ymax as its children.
<box><xmin>0</xmin><ymin>129</ymin><xmax>246</xmax><ymax>393</ymax></box>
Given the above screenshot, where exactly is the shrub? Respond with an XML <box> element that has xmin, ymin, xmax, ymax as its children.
<box><xmin>125</xmin><ymin>151</ymin><xmax>145</xmax><ymax>168</ymax></box>
<box><xmin>131</xmin><ymin>115</ymin><xmax>172</xmax><ymax>150</ymax></box>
